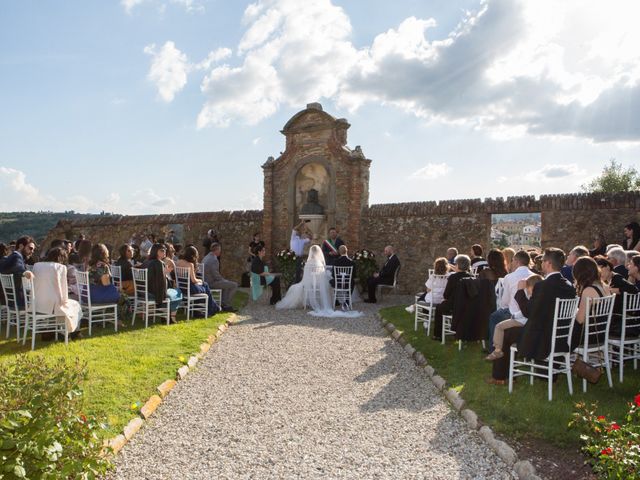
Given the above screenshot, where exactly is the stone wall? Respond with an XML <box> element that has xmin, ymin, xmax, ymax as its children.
<box><xmin>364</xmin><ymin>192</ymin><xmax>640</xmax><ymax>293</ymax></box>
<box><xmin>42</xmin><ymin>211</ymin><xmax>263</xmax><ymax>282</ymax></box>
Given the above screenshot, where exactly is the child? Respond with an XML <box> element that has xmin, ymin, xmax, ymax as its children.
<box><xmin>485</xmin><ymin>274</ymin><xmax>543</xmax><ymax>361</ymax></box>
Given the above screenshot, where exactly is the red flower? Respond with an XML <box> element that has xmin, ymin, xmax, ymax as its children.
<box><xmin>635</xmin><ymin>394</ymin><xmax>640</xmax><ymax>407</ymax></box>
<box><xmin>609</xmin><ymin>423</ymin><xmax>620</xmax><ymax>431</ymax></box>
<box><xmin>601</xmin><ymin>447</ymin><xmax>613</xmax><ymax>456</ymax></box>
<box><xmin>597</xmin><ymin>415</ymin><xmax>606</xmax><ymax>421</ymax></box>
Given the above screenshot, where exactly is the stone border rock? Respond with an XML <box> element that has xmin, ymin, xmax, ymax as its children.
<box><xmin>104</xmin><ymin>314</ymin><xmax>238</xmax><ymax>456</ymax></box>
<box><xmin>375</xmin><ymin>313</ymin><xmax>542</xmax><ymax>480</ymax></box>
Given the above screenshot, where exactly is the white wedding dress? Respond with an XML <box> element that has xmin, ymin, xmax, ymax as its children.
<box><xmin>276</xmin><ymin>245</ymin><xmax>363</xmax><ymax>318</ymax></box>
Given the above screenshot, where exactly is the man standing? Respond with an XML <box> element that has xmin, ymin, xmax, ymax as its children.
<box><xmin>290</xmin><ymin>220</ymin><xmax>311</xmax><ymax>283</ymax></box>
<box><xmin>365</xmin><ymin>245</ymin><xmax>400</xmax><ymax>303</ymax></box>
<box><xmin>0</xmin><ymin>236</ymin><xmax>36</xmax><ymax>307</ymax></box>
<box><xmin>202</xmin><ymin>243</ymin><xmax>238</xmax><ymax>312</ymax></box>
<box><xmin>322</xmin><ymin>227</ymin><xmax>345</xmax><ymax>266</ymax></box>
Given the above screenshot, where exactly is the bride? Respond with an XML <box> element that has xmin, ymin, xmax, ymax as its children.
<box><xmin>276</xmin><ymin>245</ymin><xmax>362</xmax><ymax>318</ymax></box>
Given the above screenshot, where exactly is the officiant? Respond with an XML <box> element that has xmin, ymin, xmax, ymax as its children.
<box><xmin>322</xmin><ymin>227</ymin><xmax>345</xmax><ymax>266</ymax></box>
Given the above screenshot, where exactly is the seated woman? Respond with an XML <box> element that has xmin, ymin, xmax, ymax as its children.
<box><xmin>478</xmin><ymin>249</ymin><xmax>508</xmax><ymax>283</ymax></box>
<box><xmin>590</xmin><ymin>233</ymin><xmax>607</xmax><ymax>257</ymax></box>
<box><xmin>628</xmin><ymin>254</ymin><xmax>640</xmax><ymax>288</ymax></box>
<box><xmin>145</xmin><ymin>243</ymin><xmax>183</xmax><ymax>323</ymax></box>
<box><xmin>88</xmin><ymin>243</ymin><xmax>120</xmax><ymax>305</ymax></box>
<box><xmin>251</xmin><ymin>244</ymin><xmax>282</xmax><ymax>305</ymax></box>
<box><xmin>161</xmin><ymin>244</ymin><xmax>177</xmax><ymax>289</ymax></box>
<box><xmin>502</xmin><ymin>248</ymin><xmax>516</xmax><ymax>273</ymax></box>
<box><xmin>176</xmin><ymin>246</ymin><xmax>220</xmax><ymax>316</ymax></box>
<box><xmin>71</xmin><ymin>239</ymin><xmax>92</xmax><ymax>271</ymax></box>
<box><xmin>623</xmin><ymin>222</ymin><xmax>640</xmax><ymax>252</ymax></box>
<box><xmin>595</xmin><ymin>255</ymin><xmax>638</xmax><ymax>336</ymax></box>
<box><xmin>115</xmin><ymin>243</ymin><xmax>136</xmax><ymax>295</ymax></box>
<box><xmin>30</xmin><ymin>247</ymin><xmax>83</xmax><ymax>337</ymax></box>
<box><xmin>431</xmin><ymin>255</ymin><xmax>473</xmax><ymax>340</ymax></box>
<box><xmin>406</xmin><ymin>257</ymin><xmax>450</xmax><ymax>313</ymax></box>
<box><xmin>571</xmin><ymin>256</ymin><xmax>612</xmax><ymax>349</ymax></box>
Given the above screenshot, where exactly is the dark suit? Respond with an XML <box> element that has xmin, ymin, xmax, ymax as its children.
<box><xmin>432</xmin><ymin>271</ymin><xmax>472</xmax><ymax>339</ymax></box>
<box><xmin>322</xmin><ymin>237</ymin><xmax>345</xmax><ymax>266</ymax></box>
<box><xmin>0</xmin><ymin>251</ymin><xmax>27</xmax><ymax>307</ymax></box>
<box><xmin>367</xmin><ymin>254</ymin><xmax>400</xmax><ymax>302</ymax></box>
<box><xmin>331</xmin><ymin>255</ymin><xmax>356</xmax><ymax>291</ymax></box>
<box><xmin>613</xmin><ymin>264</ymin><xmax>629</xmax><ymax>279</ymax></box>
<box><xmin>517</xmin><ymin>272</ymin><xmax>576</xmax><ymax>361</ymax></box>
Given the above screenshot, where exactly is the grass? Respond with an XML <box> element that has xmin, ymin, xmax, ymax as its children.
<box><xmin>0</xmin><ymin>291</ymin><xmax>248</xmax><ymax>438</ymax></box>
<box><xmin>380</xmin><ymin>305</ymin><xmax>640</xmax><ymax>448</ymax></box>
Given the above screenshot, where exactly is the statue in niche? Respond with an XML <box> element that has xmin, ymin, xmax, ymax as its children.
<box><xmin>300</xmin><ymin>188</ymin><xmax>324</xmax><ymax>215</ymax></box>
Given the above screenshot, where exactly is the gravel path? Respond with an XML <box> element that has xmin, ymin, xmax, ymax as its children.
<box><xmin>112</xmin><ymin>299</ymin><xmax>514</xmax><ymax>479</ymax></box>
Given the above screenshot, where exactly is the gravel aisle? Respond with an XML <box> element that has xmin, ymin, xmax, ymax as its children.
<box><xmin>112</xmin><ymin>301</ymin><xmax>514</xmax><ymax>479</ymax></box>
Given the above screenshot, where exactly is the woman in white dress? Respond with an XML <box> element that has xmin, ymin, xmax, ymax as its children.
<box><xmin>276</xmin><ymin>245</ymin><xmax>362</xmax><ymax>318</ymax></box>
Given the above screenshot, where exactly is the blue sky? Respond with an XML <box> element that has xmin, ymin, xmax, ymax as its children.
<box><xmin>1</xmin><ymin>0</ymin><xmax>640</xmax><ymax>214</ymax></box>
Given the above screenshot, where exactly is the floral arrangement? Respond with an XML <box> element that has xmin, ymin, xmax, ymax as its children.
<box><xmin>353</xmin><ymin>249</ymin><xmax>377</xmax><ymax>293</ymax></box>
<box><xmin>569</xmin><ymin>394</ymin><xmax>640</xmax><ymax>479</ymax></box>
<box><xmin>275</xmin><ymin>248</ymin><xmax>297</xmax><ymax>288</ymax></box>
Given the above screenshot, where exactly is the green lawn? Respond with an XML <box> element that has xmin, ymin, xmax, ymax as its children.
<box><xmin>380</xmin><ymin>305</ymin><xmax>640</xmax><ymax>448</ymax></box>
<box><xmin>0</xmin><ymin>292</ymin><xmax>248</xmax><ymax>438</ymax></box>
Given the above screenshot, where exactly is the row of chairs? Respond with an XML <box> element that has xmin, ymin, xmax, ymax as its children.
<box><xmin>0</xmin><ymin>264</ymin><xmax>221</xmax><ymax>350</ymax></box>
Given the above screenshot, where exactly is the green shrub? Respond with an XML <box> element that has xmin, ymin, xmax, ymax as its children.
<box><xmin>353</xmin><ymin>249</ymin><xmax>377</xmax><ymax>293</ymax></box>
<box><xmin>569</xmin><ymin>394</ymin><xmax>640</xmax><ymax>479</ymax></box>
<box><xmin>275</xmin><ymin>248</ymin><xmax>298</xmax><ymax>289</ymax></box>
<box><xmin>0</xmin><ymin>355</ymin><xmax>112</xmax><ymax>479</ymax></box>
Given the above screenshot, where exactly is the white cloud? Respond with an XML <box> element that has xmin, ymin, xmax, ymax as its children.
<box><xmin>122</xmin><ymin>0</ymin><xmax>147</xmax><ymax>14</ymax></box>
<box><xmin>130</xmin><ymin>188</ymin><xmax>177</xmax><ymax>213</ymax></box>
<box><xmin>194</xmin><ymin>47</ymin><xmax>232</xmax><ymax>71</ymax></box>
<box><xmin>524</xmin><ymin>163</ymin><xmax>582</xmax><ymax>182</ymax></box>
<box><xmin>122</xmin><ymin>0</ymin><xmax>204</xmax><ymax>14</ymax></box>
<box><xmin>408</xmin><ymin>163</ymin><xmax>451</xmax><ymax>180</ymax></box>
<box><xmin>252</xmin><ymin>137</ymin><xmax>261</xmax><ymax>145</ymax></box>
<box><xmin>144</xmin><ymin>41</ymin><xmax>190</xmax><ymax>102</ymax></box>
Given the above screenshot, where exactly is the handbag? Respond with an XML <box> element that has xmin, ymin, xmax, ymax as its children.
<box><xmin>571</xmin><ymin>357</ymin><xmax>602</xmax><ymax>384</ymax></box>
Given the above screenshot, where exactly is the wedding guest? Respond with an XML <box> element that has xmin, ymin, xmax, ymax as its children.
<box><xmin>0</xmin><ymin>243</ymin><xmax>8</xmax><ymax>259</ymax></box>
<box><xmin>432</xmin><ymin>255</ymin><xmax>472</xmax><ymax>340</ymax></box>
<box><xmin>322</xmin><ymin>227</ymin><xmax>345</xmax><ymax>266</ymax></box>
<box><xmin>485</xmin><ymin>274</ymin><xmax>543</xmax><ymax>361</ymax></box>
<box><xmin>406</xmin><ymin>257</ymin><xmax>450</xmax><ymax>313</ymax></box>
<box><xmin>31</xmin><ymin>247</ymin><xmax>82</xmax><ymax>336</ymax></box>
<box><xmin>470</xmin><ymin>244</ymin><xmax>488</xmax><ymax>271</ymax></box>
<box><xmin>251</xmin><ymin>244</ymin><xmax>282</xmax><ymax>305</ymax></box>
<box><xmin>478</xmin><ymin>249</ymin><xmax>508</xmax><ymax>283</ymax></box>
<box><xmin>71</xmin><ymin>239</ymin><xmax>92</xmax><ymax>271</ymax></box>
<box><xmin>202</xmin><ymin>229</ymin><xmax>219</xmax><ymax>254</ymax></box>
<box><xmin>177</xmin><ymin>246</ymin><xmax>219</xmax><ymax>316</ymax></box>
<box><xmin>247</xmin><ymin>233</ymin><xmax>265</xmax><ymax>270</ymax></box>
<box><xmin>488</xmin><ymin>248</ymin><xmax>576</xmax><ymax>385</ymax></box>
<box><xmin>88</xmin><ymin>244</ymin><xmax>120</xmax><ymax>305</ymax></box>
<box><xmin>589</xmin><ymin>233</ymin><xmax>607</xmax><ymax>257</ymax></box>
<box><xmin>131</xmin><ymin>244</ymin><xmax>143</xmax><ymax>265</ymax></box>
<box><xmin>622</xmin><ymin>222</ymin><xmax>640</xmax><ymax>251</ymax></box>
<box><xmin>115</xmin><ymin>244</ymin><xmax>135</xmax><ymax>295</ymax></box>
<box><xmin>365</xmin><ymin>245</ymin><xmax>400</xmax><ymax>303</ymax></box>
<box><xmin>560</xmin><ymin>245</ymin><xmax>589</xmax><ymax>283</ymax></box>
<box><xmin>627</xmin><ymin>255</ymin><xmax>640</xmax><ymax>289</ymax></box>
<box><xmin>608</xmin><ymin>247</ymin><xmax>629</xmax><ymax>279</ymax></box>
<box><xmin>202</xmin><ymin>243</ymin><xmax>238</xmax><ymax>312</ymax></box>
<box><xmin>486</xmin><ymin>250</ymin><xmax>533</xmax><ymax>351</ymax></box>
<box><xmin>606</xmin><ymin>244</ymin><xmax>623</xmax><ymax>254</ymax></box>
<box><xmin>172</xmin><ymin>243</ymin><xmax>182</xmax><ymax>263</ymax></box>
<box><xmin>145</xmin><ymin>243</ymin><xmax>182</xmax><ymax>322</ymax></box>
<box><xmin>502</xmin><ymin>248</ymin><xmax>516</xmax><ymax>272</ymax></box>
<box><xmin>0</xmin><ymin>236</ymin><xmax>36</xmax><ymax>307</ymax></box>
<box><xmin>594</xmin><ymin>256</ymin><xmax>636</xmax><ymax>336</ymax></box>
<box><xmin>446</xmin><ymin>247</ymin><xmax>458</xmax><ymax>265</ymax></box>
<box><xmin>571</xmin><ymin>256</ymin><xmax>612</xmax><ymax>348</ymax></box>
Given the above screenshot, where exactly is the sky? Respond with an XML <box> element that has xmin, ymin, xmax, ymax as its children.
<box><xmin>1</xmin><ymin>0</ymin><xmax>640</xmax><ymax>215</ymax></box>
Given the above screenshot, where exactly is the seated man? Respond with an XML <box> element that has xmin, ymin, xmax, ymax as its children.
<box><xmin>446</xmin><ymin>247</ymin><xmax>458</xmax><ymax>265</ymax></box>
<box><xmin>488</xmin><ymin>248</ymin><xmax>576</xmax><ymax>385</ymax></box>
<box><xmin>330</xmin><ymin>245</ymin><xmax>356</xmax><ymax>291</ymax></box>
<box><xmin>432</xmin><ymin>254</ymin><xmax>473</xmax><ymax>340</ymax></box>
<box><xmin>470</xmin><ymin>244</ymin><xmax>488</xmax><ymax>272</ymax></box>
<box><xmin>608</xmin><ymin>247</ymin><xmax>629</xmax><ymax>279</ymax></box>
<box><xmin>202</xmin><ymin>243</ymin><xmax>238</xmax><ymax>312</ymax></box>
<box><xmin>560</xmin><ymin>245</ymin><xmax>589</xmax><ymax>283</ymax></box>
<box><xmin>365</xmin><ymin>245</ymin><xmax>400</xmax><ymax>303</ymax></box>
<box><xmin>0</xmin><ymin>236</ymin><xmax>36</xmax><ymax>307</ymax></box>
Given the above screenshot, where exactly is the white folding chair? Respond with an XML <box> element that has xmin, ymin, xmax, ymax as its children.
<box><xmin>573</xmin><ymin>294</ymin><xmax>616</xmax><ymax>392</ymax></box>
<box><xmin>75</xmin><ymin>271</ymin><xmax>118</xmax><ymax>336</ymax></box>
<box><xmin>196</xmin><ymin>262</ymin><xmax>204</xmax><ymax>281</ymax></box>
<box><xmin>415</xmin><ymin>274</ymin><xmax>448</xmax><ymax>333</ymax></box>
<box><xmin>305</xmin><ymin>265</ymin><xmax>327</xmax><ymax>309</ymax></box>
<box><xmin>333</xmin><ymin>266</ymin><xmax>353</xmax><ymax>310</ymax></box>
<box><xmin>0</xmin><ymin>273</ymin><xmax>27</xmax><ymax>341</ymax></box>
<box><xmin>22</xmin><ymin>276</ymin><xmax>68</xmax><ymax>350</ymax></box>
<box><xmin>441</xmin><ymin>314</ymin><xmax>461</xmax><ymax>350</ymax></box>
<box><xmin>131</xmin><ymin>267</ymin><xmax>170</xmax><ymax>327</ymax></box>
<box><xmin>608</xmin><ymin>292</ymin><xmax>640</xmax><ymax>383</ymax></box>
<box><xmin>175</xmin><ymin>266</ymin><xmax>208</xmax><ymax>320</ymax></box>
<box><xmin>110</xmin><ymin>264</ymin><xmax>122</xmax><ymax>290</ymax></box>
<box><xmin>377</xmin><ymin>265</ymin><xmax>401</xmax><ymax>300</ymax></box>
<box><xmin>495</xmin><ymin>277</ymin><xmax>505</xmax><ymax>302</ymax></box>
<box><xmin>508</xmin><ymin>297</ymin><xmax>580</xmax><ymax>401</ymax></box>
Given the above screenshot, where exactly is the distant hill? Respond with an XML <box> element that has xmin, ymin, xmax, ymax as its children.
<box><xmin>0</xmin><ymin>211</ymin><xmax>112</xmax><ymax>244</ymax></box>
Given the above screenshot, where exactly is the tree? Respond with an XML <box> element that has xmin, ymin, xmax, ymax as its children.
<box><xmin>582</xmin><ymin>159</ymin><xmax>640</xmax><ymax>193</ymax></box>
